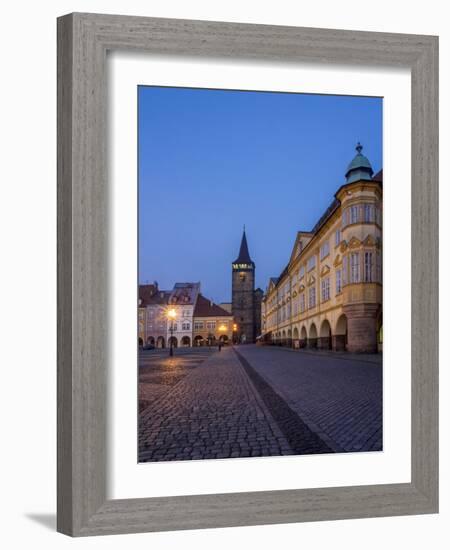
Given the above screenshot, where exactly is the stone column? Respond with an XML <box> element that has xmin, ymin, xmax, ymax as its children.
<box><xmin>344</xmin><ymin>304</ymin><xmax>379</xmax><ymax>353</ymax></box>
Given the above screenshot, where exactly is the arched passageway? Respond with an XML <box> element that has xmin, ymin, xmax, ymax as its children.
<box><xmin>319</xmin><ymin>319</ymin><xmax>332</xmax><ymax>350</ymax></box>
<box><xmin>287</xmin><ymin>328</ymin><xmax>292</xmax><ymax>347</ymax></box>
<box><xmin>181</xmin><ymin>336</ymin><xmax>190</xmax><ymax>347</ymax></box>
<box><xmin>308</xmin><ymin>323</ymin><xmax>318</xmax><ymax>349</ymax></box>
<box><xmin>146</xmin><ymin>336</ymin><xmax>155</xmax><ymax>346</ymax></box>
<box><xmin>194</xmin><ymin>335</ymin><xmax>204</xmax><ymax>347</ymax></box>
<box><xmin>138</xmin><ymin>337</ymin><xmax>143</xmax><ymax>347</ymax></box>
<box><xmin>168</xmin><ymin>336</ymin><xmax>178</xmax><ymax>348</ymax></box>
<box><xmin>156</xmin><ymin>336</ymin><xmax>165</xmax><ymax>348</ymax></box>
<box><xmin>293</xmin><ymin>327</ymin><xmax>299</xmax><ymax>348</ymax></box>
<box><xmin>376</xmin><ymin>311</ymin><xmax>383</xmax><ymax>352</ymax></box>
<box><xmin>334</xmin><ymin>314</ymin><xmax>348</xmax><ymax>351</ymax></box>
<box><xmin>300</xmin><ymin>326</ymin><xmax>307</xmax><ymax>348</ymax></box>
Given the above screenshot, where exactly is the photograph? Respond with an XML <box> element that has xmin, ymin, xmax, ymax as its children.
<box><xmin>137</xmin><ymin>85</ymin><xmax>383</xmax><ymax>462</ymax></box>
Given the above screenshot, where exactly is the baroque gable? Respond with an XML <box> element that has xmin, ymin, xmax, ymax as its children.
<box><xmin>349</xmin><ymin>236</ymin><xmax>362</xmax><ymax>249</ymax></box>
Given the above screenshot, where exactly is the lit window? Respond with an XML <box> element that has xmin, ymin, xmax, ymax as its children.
<box><xmin>350</xmin><ymin>252</ymin><xmax>360</xmax><ymax>283</ymax></box>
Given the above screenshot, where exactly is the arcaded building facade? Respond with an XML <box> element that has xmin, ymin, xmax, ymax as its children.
<box><xmin>193</xmin><ymin>294</ymin><xmax>233</xmax><ymax>346</ymax></box>
<box><xmin>261</xmin><ymin>144</ymin><xmax>382</xmax><ymax>353</ymax></box>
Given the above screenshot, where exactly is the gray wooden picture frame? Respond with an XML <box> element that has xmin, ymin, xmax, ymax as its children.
<box><xmin>57</xmin><ymin>12</ymin><xmax>438</xmax><ymax>537</ymax></box>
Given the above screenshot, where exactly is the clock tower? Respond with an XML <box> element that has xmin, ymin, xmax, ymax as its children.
<box><xmin>232</xmin><ymin>228</ymin><xmax>256</xmax><ymax>343</ymax></box>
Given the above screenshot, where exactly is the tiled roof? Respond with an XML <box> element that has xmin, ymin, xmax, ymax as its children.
<box><xmin>138</xmin><ymin>284</ymin><xmax>157</xmax><ymax>306</ymax></box>
<box><xmin>150</xmin><ymin>291</ymin><xmax>172</xmax><ymax>305</ymax></box>
<box><xmin>372</xmin><ymin>169</ymin><xmax>383</xmax><ymax>183</ymax></box>
<box><xmin>311</xmin><ymin>198</ymin><xmax>340</xmax><ymax>234</ymax></box>
<box><xmin>169</xmin><ymin>282</ymin><xmax>200</xmax><ymax>305</ymax></box>
<box><xmin>194</xmin><ymin>294</ymin><xmax>233</xmax><ymax>317</ymax></box>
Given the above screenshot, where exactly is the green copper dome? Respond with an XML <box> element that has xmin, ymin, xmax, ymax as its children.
<box><xmin>345</xmin><ymin>143</ymin><xmax>374</xmax><ymax>184</ymax></box>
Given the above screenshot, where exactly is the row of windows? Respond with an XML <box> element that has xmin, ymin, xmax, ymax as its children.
<box><xmin>269</xmin><ymin>250</ymin><xmax>380</xmax><ymax>310</ymax></box>
<box><xmin>170</xmin><ymin>322</ymin><xmax>191</xmax><ymax>331</ymax></box>
<box><xmin>342</xmin><ymin>203</ymin><xmax>381</xmax><ymax>227</ymax></box>
<box><xmin>270</xmin><ymin>203</ymin><xmax>380</xmax><ymax>303</ymax></box>
<box><xmin>194</xmin><ymin>321</ymin><xmax>229</xmax><ymax>330</ymax></box>
<box><xmin>343</xmin><ymin>251</ymin><xmax>380</xmax><ymax>284</ymax></box>
<box><xmin>266</xmin><ymin>252</ymin><xmax>381</xmax><ymax>322</ymax></box>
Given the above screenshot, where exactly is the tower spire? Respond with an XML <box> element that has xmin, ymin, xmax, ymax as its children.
<box><xmin>234</xmin><ymin>227</ymin><xmax>253</xmax><ymax>264</ymax></box>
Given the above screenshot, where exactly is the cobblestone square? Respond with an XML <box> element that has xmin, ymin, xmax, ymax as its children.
<box><xmin>138</xmin><ymin>345</ymin><xmax>382</xmax><ymax>462</ymax></box>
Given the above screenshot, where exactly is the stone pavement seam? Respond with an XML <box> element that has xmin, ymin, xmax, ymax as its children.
<box><xmin>230</xmin><ymin>348</ymin><xmax>293</xmax><ymax>452</ymax></box>
<box><xmin>234</xmin><ymin>348</ymin><xmax>334</xmax><ymax>456</ymax></box>
<box><xmin>235</xmin><ymin>345</ymin><xmax>382</xmax><ymax>453</ymax></box>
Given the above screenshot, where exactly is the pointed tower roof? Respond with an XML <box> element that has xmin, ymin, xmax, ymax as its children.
<box><xmin>345</xmin><ymin>142</ymin><xmax>374</xmax><ymax>184</ymax></box>
<box><xmin>233</xmin><ymin>228</ymin><xmax>254</xmax><ymax>264</ymax></box>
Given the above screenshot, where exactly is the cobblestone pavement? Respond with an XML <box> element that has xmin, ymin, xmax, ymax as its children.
<box><xmin>139</xmin><ymin>348</ymin><xmax>214</xmax><ymax>412</ymax></box>
<box><xmin>139</xmin><ymin>347</ymin><xmax>294</xmax><ymax>462</ymax></box>
<box><xmin>235</xmin><ymin>345</ymin><xmax>382</xmax><ymax>453</ymax></box>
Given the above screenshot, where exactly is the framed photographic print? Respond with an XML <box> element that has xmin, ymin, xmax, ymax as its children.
<box><xmin>57</xmin><ymin>13</ymin><xmax>438</xmax><ymax>536</ymax></box>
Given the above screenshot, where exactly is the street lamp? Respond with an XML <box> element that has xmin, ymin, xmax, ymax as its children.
<box><xmin>232</xmin><ymin>323</ymin><xmax>238</xmax><ymax>345</ymax></box>
<box><xmin>167</xmin><ymin>307</ymin><xmax>177</xmax><ymax>357</ymax></box>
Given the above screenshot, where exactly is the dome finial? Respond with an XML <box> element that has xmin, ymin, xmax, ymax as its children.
<box><xmin>345</xmin><ymin>142</ymin><xmax>373</xmax><ymax>183</ymax></box>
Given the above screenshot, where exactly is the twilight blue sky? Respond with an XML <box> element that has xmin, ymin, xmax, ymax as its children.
<box><xmin>138</xmin><ymin>86</ymin><xmax>382</xmax><ymax>303</ymax></box>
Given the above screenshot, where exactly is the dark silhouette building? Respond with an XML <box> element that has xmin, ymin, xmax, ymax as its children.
<box><xmin>231</xmin><ymin>229</ymin><xmax>263</xmax><ymax>343</ymax></box>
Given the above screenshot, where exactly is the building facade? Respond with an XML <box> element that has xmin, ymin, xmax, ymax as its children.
<box><xmin>193</xmin><ymin>294</ymin><xmax>233</xmax><ymax>346</ymax></box>
<box><xmin>138</xmin><ymin>283</ymin><xmax>171</xmax><ymax>348</ymax></box>
<box><xmin>231</xmin><ymin>229</ymin><xmax>263</xmax><ymax>343</ymax></box>
<box><xmin>166</xmin><ymin>282</ymin><xmax>200</xmax><ymax>348</ymax></box>
<box><xmin>261</xmin><ymin>144</ymin><xmax>382</xmax><ymax>353</ymax></box>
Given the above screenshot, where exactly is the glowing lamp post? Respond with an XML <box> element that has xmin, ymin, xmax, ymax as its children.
<box><xmin>167</xmin><ymin>307</ymin><xmax>177</xmax><ymax>357</ymax></box>
<box><xmin>233</xmin><ymin>323</ymin><xmax>238</xmax><ymax>345</ymax></box>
